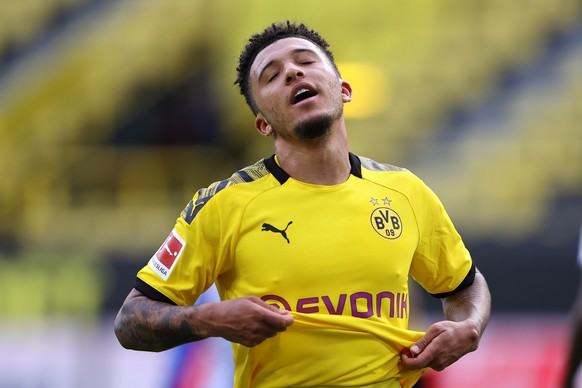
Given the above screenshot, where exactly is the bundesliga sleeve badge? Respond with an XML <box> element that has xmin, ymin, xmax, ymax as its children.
<box><xmin>149</xmin><ymin>229</ymin><xmax>186</xmax><ymax>281</ymax></box>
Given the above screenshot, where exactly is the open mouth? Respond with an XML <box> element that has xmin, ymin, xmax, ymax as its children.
<box><xmin>291</xmin><ymin>86</ymin><xmax>317</xmax><ymax>105</ymax></box>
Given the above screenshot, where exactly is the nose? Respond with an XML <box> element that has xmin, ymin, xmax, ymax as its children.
<box><xmin>285</xmin><ymin>64</ymin><xmax>305</xmax><ymax>84</ymax></box>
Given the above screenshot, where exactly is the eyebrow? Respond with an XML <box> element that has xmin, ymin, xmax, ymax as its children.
<box><xmin>257</xmin><ymin>48</ymin><xmax>318</xmax><ymax>82</ymax></box>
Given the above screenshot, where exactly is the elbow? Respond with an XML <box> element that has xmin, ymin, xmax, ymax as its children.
<box><xmin>113</xmin><ymin>310</ymin><xmax>135</xmax><ymax>350</ymax></box>
<box><xmin>113</xmin><ymin>310</ymin><xmax>165</xmax><ymax>352</ymax></box>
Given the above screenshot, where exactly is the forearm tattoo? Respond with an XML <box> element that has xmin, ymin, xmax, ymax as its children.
<box><xmin>115</xmin><ymin>296</ymin><xmax>206</xmax><ymax>351</ymax></box>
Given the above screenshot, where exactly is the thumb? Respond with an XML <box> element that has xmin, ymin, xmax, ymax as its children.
<box><xmin>262</xmin><ymin>306</ymin><xmax>294</xmax><ymax>329</ymax></box>
<box><xmin>251</xmin><ymin>297</ymin><xmax>294</xmax><ymax>327</ymax></box>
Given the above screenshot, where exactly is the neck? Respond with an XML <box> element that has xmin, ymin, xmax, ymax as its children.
<box><xmin>273</xmin><ymin>123</ymin><xmax>351</xmax><ymax>185</ymax></box>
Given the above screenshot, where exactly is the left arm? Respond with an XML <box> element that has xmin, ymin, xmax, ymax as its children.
<box><xmin>401</xmin><ymin>268</ymin><xmax>491</xmax><ymax>371</ymax></box>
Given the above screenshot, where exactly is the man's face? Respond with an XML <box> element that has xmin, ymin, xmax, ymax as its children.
<box><xmin>249</xmin><ymin>37</ymin><xmax>351</xmax><ymax>141</ymax></box>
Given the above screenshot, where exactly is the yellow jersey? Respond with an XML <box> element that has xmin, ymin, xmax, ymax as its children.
<box><xmin>135</xmin><ymin>153</ymin><xmax>475</xmax><ymax>388</ymax></box>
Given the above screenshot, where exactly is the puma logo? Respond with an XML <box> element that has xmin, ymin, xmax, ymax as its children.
<box><xmin>262</xmin><ymin>221</ymin><xmax>293</xmax><ymax>243</ymax></box>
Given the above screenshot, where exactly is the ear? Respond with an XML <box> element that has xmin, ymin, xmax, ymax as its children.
<box><xmin>255</xmin><ymin>112</ymin><xmax>273</xmax><ymax>137</ymax></box>
<box><xmin>340</xmin><ymin>80</ymin><xmax>352</xmax><ymax>103</ymax></box>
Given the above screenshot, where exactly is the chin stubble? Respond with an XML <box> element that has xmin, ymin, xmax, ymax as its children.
<box><xmin>293</xmin><ymin>113</ymin><xmax>335</xmax><ymax>140</ymax></box>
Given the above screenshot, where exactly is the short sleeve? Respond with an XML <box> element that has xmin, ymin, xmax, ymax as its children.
<box><xmin>136</xmin><ymin>191</ymin><xmax>232</xmax><ymax>306</ymax></box>
<box><xmin>408</xmin><ymin>179</ymin><xmax>474</xmax><ymax>297</ymax></box>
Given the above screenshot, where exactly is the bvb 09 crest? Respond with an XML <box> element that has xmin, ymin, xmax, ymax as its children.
<box><xmin>370</xmin><ymin>207</ymin><xmax>403</xmax><ymax>239</ymax></box>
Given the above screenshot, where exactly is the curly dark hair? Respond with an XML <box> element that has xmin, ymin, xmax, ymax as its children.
<box><xmin>235</xmin><ymin>21</ymin><xmax>340</xmax><ymax>115</ymax></box>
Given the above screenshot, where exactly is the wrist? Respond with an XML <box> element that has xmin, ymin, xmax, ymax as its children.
<box><xmin>190</xmin><ymin>303</ymin><xmax>214</xmax><ymax>339</ymax></box>
<box><xmin>463</xmin><ymin>318</ymin><xmax>482</xmax><ymax>343</ymax></box>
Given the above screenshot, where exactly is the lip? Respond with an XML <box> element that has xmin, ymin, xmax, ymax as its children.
<box><xmin>289</xmin><ymin>82</ymin><xmax>318</xmax><ymax>105</ymax></box>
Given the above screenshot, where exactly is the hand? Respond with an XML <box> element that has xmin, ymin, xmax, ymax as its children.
<box><xmin>401</xmin><ymin>319</ymin><xmax>480</xmax><ymax>371</ymax></box>
<box><xmin>196</xmin><ymin>296</ymin><xmax>294</xmax><ymax>347</ymax></box>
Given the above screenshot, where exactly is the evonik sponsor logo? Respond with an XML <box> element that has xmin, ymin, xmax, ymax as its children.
<box><xmin>261</xmin><ymin>291</ymin><xmax>409</xmax><ymax>319</ymax></box>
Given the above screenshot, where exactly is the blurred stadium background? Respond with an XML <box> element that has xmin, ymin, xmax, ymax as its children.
<box><xmin>0</xmin><ymin>0</ymin><xmax>581</xmax><ymax>387</ymax></box>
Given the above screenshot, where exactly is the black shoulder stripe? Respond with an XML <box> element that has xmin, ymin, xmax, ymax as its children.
<box><xmin>181</xmin><ymin>159</ymin><xmax>272</xmax><ymax>224</ymax></box>
<box><xmin>237</xmin><ymin>169</ymin><xmax>254</xmax><ymax>183</ymax></box>
<box><xmin>133</xmin><ymin>278</ymin><xmax>177</xmax><ymax>305</ymax></box>
<box><xmin>430</xmin><ymin>262</ymin><xmax>476</xmax><ymax>299</ymax></box>
<box><xmin>181</xmin><ymin>194</ymin><xmax>207</xmax><ymax>224</ymax></box>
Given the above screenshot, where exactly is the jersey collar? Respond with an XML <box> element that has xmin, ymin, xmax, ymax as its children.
<box><xmin>264</xmin><ymin>152</ymin><xmax>362</xmax><ymax>185</ymax></box>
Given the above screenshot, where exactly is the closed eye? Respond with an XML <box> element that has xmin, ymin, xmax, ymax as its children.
<box><xmin>267</xmin><ymin>72</ymin><xmax>279</xmax><ymax>83</ymax></box>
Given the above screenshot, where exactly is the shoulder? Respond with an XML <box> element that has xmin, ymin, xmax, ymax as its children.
<box><xmin>197</xmin><ymin>158</ymin><xmax>272</xmax><ymax>199</ymax></box>
<box><xmin>354</xmin><ymin>154</ymin><xmax>437</xmax><ymax>201</ymax></box>
<box><xmin>181</xmin><ymin>158</ymin><xmax>275</xmax><ymax>224</ymax></box>
<box><xmin>357</xmin><ymin>155</ymin><xmax>410</xmax><ymax>174</ymax></box>
<box><xmin>355</xmin><ymin>154</ymin><xmax>424</xmax><ymax>187</ymax></box>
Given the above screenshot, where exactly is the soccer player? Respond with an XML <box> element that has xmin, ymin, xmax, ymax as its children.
<box><xmin>114</xmin><ymin>21</ymin><xmax>491</xmax><ymax>388</ymax></box>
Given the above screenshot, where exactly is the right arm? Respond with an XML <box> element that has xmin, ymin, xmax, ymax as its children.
<box><xmin>114</xmin><ymin>288</ymin><xmax>294</xmax><ymax>352</ymax></box>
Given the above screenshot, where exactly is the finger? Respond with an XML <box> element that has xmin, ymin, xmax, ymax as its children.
<box><xmin>400</xmin><ymin>347</ymin><xmax>432</xmax><ymax>370</ymax></box>
<box><xmin>262</xmin><ymin>308</ymin><xmax>294</xmax><ymax>330</ymax></box>
<box><xmin>258</xmin><ymin>326</ymin><xmax>283</xmax><ymax>339</ymax></box>
<box><xmin>248</xmin><ymin>296</ymin><xmax>294</xmax><ymax>329</ymax></box>
<box><xmin>400</xmin><ymin>350</ymin><xmax>416</xmax><ymax>369</ymax></box>
<box><xmin>410</xmin><ymin>323</ymin><xmax>445</xmax><ymax>356</ymax></box>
